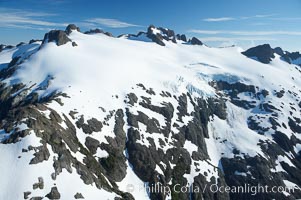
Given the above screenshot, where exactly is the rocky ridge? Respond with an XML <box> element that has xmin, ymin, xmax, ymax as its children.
<box><xmin>0</xmin><ymin>24</ymin><xmax>301</xmax><ymax>200</ymax></box>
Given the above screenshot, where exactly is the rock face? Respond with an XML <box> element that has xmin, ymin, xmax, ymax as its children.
<box><xmin>242</xmin><ymin>44</ymin><xmax>275</xmax><ymax>64</ymax></box>
<box><xmin>42</xmin><ymin>30</ymin><xmax>71</xmax><ymax>46</ymax></box>
<box><xmin>189</xmin><ymin>37</ymin><xmax>203</xmax><ymax>45</ymax></box>
<box><xmin>42</xmin><ymin>24</ymin><xmax>81</xmax><ymax>46</ymax></box>
<box><xmin>146</xmin><ymin>25</ymin><xmax>167</xmax><ymax>46</ymax></box>
<box><xmin>65</xmin><ymin>24</ymin><xmax>80</xmax><ymax>35</ymax></box>
<box><xmin>46</xmin><ymin>187</ymin><xmax>61</xmax><ymax>199</ymax></box>
<box><xmin>282</xmin><ymin>51</ymin><xmax>301</xmax><ymax>66</ymax></box>
<box><xmin>243</xmin><ymin>44</ymin><xmax>301</xmax><ymax>66</ymax></box>
<box><xmin>84</xmin><ymin>29</ymin><xmax>113</xmax><ymax>37</ymax></box>
<box><xmin>176</xmin><ymin>34</ymin><xmax>187</xmax><ymax>42</ymax></box>
<box><xmin>1</xmin><ymin>25</ymin><xmax>301</xmax><ymax>200</ymax></box>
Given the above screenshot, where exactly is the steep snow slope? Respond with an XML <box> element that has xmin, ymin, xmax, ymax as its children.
<box><xmin>1</xmin><ymin>26</ymin><xmax>301</xmax><ymax>200</ymax></box>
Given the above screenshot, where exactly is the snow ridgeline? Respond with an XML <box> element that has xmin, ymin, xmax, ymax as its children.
<box><xmin>0</xmin><ymin>24</ymin><xmax>301</xmax><ymax>200</ymax></box>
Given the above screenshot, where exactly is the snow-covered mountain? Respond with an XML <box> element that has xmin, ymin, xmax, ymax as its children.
<box><xmin>1</xmin><ymin>24</ymin><xmax>301</xmax><ymax>200</ymax></box>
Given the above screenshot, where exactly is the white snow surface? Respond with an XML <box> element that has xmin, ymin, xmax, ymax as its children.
<box><xmin>1</xmin><ymin>30</ymin><xmax>301</xmax><ymax>199</ymax></box>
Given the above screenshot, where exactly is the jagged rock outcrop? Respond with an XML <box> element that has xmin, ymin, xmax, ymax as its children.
<box><xmin>1</xmin><ymin>24</ymin><xmax>301</xmax><ymax>200</ymax></box>
<box><xmin>84</xmin><ymin>28</ymin><xmax>113</xmax><ymax>37</ymax></box>
<box><xmin>189</xmin><ymin>37</ymin><xmax>203</xmax><ymax>45</ymax></box>
<box><xmin>42</xmin><ymin>30</ymin><xmax>71</xmax><ymax>46</ymax></box>
<box><xmin>42</xmin><ymin>24</ymin><xmax>81</xmax><ymax>46</ymax></box>
<box><xmin>244</xmin><ymin>45</ymin><xmax>301</xmax><ymax>66</ymax></box>
<box><xmin>65</xmin><ymin>24</ymin><xmax>80</xmax><ymax>35</ymax></box>
<box><xmin>29</xmin><ymin>39</ymin><xmax>42</xmax><ymax>44</ymax></box>
<box><xmin>145</xmin><ymin>25</ymin><xmax>178</xmax><ymax>46</ymax></box>
<box><xmin>242</xmin><ymin>44</ymin><xmax>275</xmax><ymax>64</ymax></box>
<box><xmin>46</xmin><ymin>187</ymin><xmax>61</xmax><ymax>199</ymax></box>
<box><xmin>176</xmin><ymin>34</ymin><xmax>187</xmax><ymax>42</ymax></box>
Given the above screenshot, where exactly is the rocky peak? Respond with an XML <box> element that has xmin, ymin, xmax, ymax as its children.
<box><xmin>282</xmin><ymin>51</ymin><xmax>301</xmax><ymax>66</ymax></box>
<box><xmin>273</xmin><ymin>47</ymin><xmax>284</xmax><ymax>56</ymax></box>
<box><xmin>29</xmin><ymin>39</ymin><xmax>42</xmax><ymax>44</ymax></box>
<box><xmin>287</xmin><ymin>51</ymin><xmax>301</xmax><ymax>60</ymax></box>
<box><xmin>242</xmin><ymin>44</ymin><xmax>275</xmax><ymax>64</ymax></box>
<box><xmin>176</xmin><ymin>34</ymin><xmax>187</xmax><ymax>42</ymax></box>
<box><xmin>189</xmin><ymin>37</ymin><xmax>203</xmax><ymax>45</ymax></box>
<box><xmin>146</xmin><ymin>25</ymin><xmax>177</xmax><ymax>46</ymax></box>
<box><xmin>84</xmin><ymin>28</ymin><xmax>104</xmax><ymax>34</ymax></box>
<box><xmin>65</xmin><ymin>24</ymin><xmax>80</xmax><ymax>35</ymax></box>
<box><xmin>84</xmin><ymin>29</ymin><xmax>113</xmax><ymax>37</ymax></box>
<box><xmin>42</xmin><ymin>30</ymin><xmax>71</xmax><ymax>46</ymax></box>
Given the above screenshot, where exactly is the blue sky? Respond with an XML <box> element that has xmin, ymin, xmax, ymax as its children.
<box><xmin>0</xmin><ymin>0</ymin><xmax>301</xmax><ymax>51</ymax></box>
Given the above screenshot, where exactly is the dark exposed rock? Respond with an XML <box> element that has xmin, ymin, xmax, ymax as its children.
<box><xmin>260</xmin><ymin>103</ymin><xmax>280</xmax><ymax>112</ymax></box>
<box><xmin>24</xmin><ymin>191</ymin><xmax>31</xmax><ymax>199</ymax></box>
<box><xmin>100</xmin><ymin>109</ymin><xmax>127</xmax><ymax>182</ymax></box>
<box><xmin>42</xmin><ymin>30</ymin><xmax>71</xmax><ymax>46</ymax></box>
<box><xmin>46</xmin><ymin>187</ymin><xmax>61</xmax><ymax>199</ymax></box>
<box><xmin>260</xmin><ymin>89</ymin><xmax>269</xmax><ymax>97</ymax></box>
<box><xmin>274</xmin><ymin>47</ymin><xmax>284</xmax><ymax>56</ymax></box>
<box><xmin>16</xmin><ymin>42</ymin><xmax>26</xmax><ymax>47</ymax></box>
<box><xmin>29</xmin><ymin>145</ymin><xmax>50</xmax><ymax>164</ymax></box>
<box><xmin>269</xmin><ymin>117</ymin><xmax>280</xmax><ymax>130</ymax></box>
<box><xmin>288</xmin><ymin>117</ymin><xmax>301</xmax><ymax>133</ymax></box>
<box><xmin>273</xmin><ymin>131</ymin><xmax>294</xmax><ymax>152</ymax></box>
<box><xmin>275</xmin><ymin>90</ymin><xmax>285</xmax><ymax>98</ymax></box>
<box><xmin>65</xmin><ymin>24</ymin><xmax>80</xmax><ymax>35</ymax></box>
<box><xmin>192</xmin><ymin>171</ymin><xmax>229</xmax><ymax>200</ymax></box>
<box><xmin>189</xmin><ymin>37</ymin><xmax>203</xmax><ymax>45</ymax></box>
<box><xmin>0</xmin><ymin>44</ymin><xmax>5</xmax><ymax>52</ymax></box>
<box><xmin>221</xmin><ymin>155</ymin><xmax>291</xmax><ymax>200</ymax></box>
<box><xmin>76</xmin><ymin>116</ymin><xmax>103</xmax><ymax>134</ymax></box>
<box><xmin>127</xmin><ymin>93</ymin><xmax>138</xmax><ymax>106</ymax></box>
<box><xmin>72</xmin><ymin>42</ymin><xmax>78</xmax><ymax>47</ymax></box>
<box><xmin>281</xmin><ymin>51</ymin><xmax>301</xmax><ymax>66</ymax></box>
<box><xmin>74</xmin><ymin>193</ymin><xmax>84</xmax><ymax>199</ymax></box>
<box><xmin>146</xmin><ymin>25</ymin><xmax>166</xmax><ymax>46</ymax></box>
<box><xmin>8</xmin><ymin>56</ymin><xmax>21</xmax><ymax>68</ymax></box>
<box><xmin>85</xmin><ymin>28</ymin><xmax>113</xmax><ymax>37</ymax></box>
<box><xmin>33</xmin><ymin>177</ymin><xmax>44</xmax><ymax>190</ymax></box>
<box><xmin>84</xmin><ymin>28</ymin><xmax>104</xmax><ymax>34</ymax></box>
<box><xmin>248</xmin><ymin>116</ymin><xmax>269</xmax><ymax>135</ymax></box>
<box><xmin>176</xmin><ymin>34</ymin><xmax>187</xmax><ymax>42</ymax></box>
<box><xmin>242</xmin><ymin>44</ymin><xmax>275</xmax><ymax>64</ymax></box>
<box><xmin>85</xmin><ymin>136</ymin><xmax>100</xmax><ymax>154</ymax></box>
<box><xmin>29</xmin><ymin>39</ymin><xmax>42</xmax><ymax>44</ymax></box>
<box><xmin>30</xmin><ymin>197</ymin><xmax>43</xmax><ymax>200</ymax></box>
<box><xmin>214</xmin><ymin>81</ymin><xmax>256</xmax><ymax>94</ymax></box>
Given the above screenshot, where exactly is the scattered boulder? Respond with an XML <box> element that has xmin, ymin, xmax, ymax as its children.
<box><xmin>46</xmin><ymin>187</ymin><xmax>61</xmax><ymax>199</ymax></box>
<box><xmin>74</xmin><ymin>193</ymin><xmax>84</xmax><ymax>199</ymax></box>
<box><xmin>24</xmin><ymin>191</ymin><xmax>31</xmax><ymax>199</ymax></box>
<box><xmin>33</xmin><ymin>177</ymin><xmax>44</xmax><ymax>190</ymax></box>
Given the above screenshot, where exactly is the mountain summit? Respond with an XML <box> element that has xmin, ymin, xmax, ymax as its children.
<box><xmin>0</xmin><ymin>24</ymin><xmax>301</xmax><ymax>200</ymax></box>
